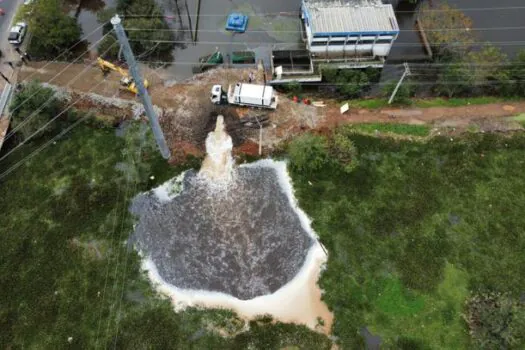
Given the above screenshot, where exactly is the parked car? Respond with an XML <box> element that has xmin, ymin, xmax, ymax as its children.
<box><xmin>8</xmin><ymin>22</ymin><xmax>28</xmax><ymax>45</ymax></box>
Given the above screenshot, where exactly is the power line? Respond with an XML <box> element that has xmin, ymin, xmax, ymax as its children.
<box><xmin>124</xmin><ymin>38</ymin><xmax>525</xmax><ymax>47</ymax></box>
<box><xmin>0</xmin><ymin>101</ymin><xmax>97</xmax><ymax>181</ymax></box>
<box><xmin>16</xmin><ymin>22</ymin><xmax>109</xmax><ymax>86</ymax></box>
<box><xmin>3</xmin><ymin>38</ymin><xmax>117</xmax><ymax>145</ymax></box>
<box><xmin>6</xmin><ymin>30</ymin><xmax>114</xmax><ymax>139</ymax></box>
<box><xmin>119</xmin><ymin>6</ymin><xmax>525</xmax><ymax>17</ymax></box>
<box><xmin>122</xmin><ymin>26</ymin><xmax>525</xmax><ymax>34</ymax></box>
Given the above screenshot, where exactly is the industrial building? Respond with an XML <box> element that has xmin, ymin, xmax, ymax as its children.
<box><xmin>271</xmin><ymin>0</ymin><xmax>399</xmax><ymax>83</ymax></box>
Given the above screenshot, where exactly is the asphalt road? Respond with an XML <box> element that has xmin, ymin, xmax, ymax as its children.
<box><xmin>0</xmin><ymin>0</ymin><xmax>26</xmax><ymax>71</ymax></box>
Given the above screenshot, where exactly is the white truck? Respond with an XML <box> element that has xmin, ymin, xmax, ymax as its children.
<box><xmin>210</xmin><ymin>83</ymin><xmax>278</xmax><ymax>109</ymax></box>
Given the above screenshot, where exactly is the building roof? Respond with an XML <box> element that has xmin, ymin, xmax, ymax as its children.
<box><xmin>303</xmin><ymin>0</ymin><xmax>399</xmax><ymax>36</ymax></box>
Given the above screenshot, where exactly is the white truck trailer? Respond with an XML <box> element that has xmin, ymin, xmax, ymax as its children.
<box><xmin>210</xmin><ymin>83</ymin><xmax>278</xmax><ymax>109</ymax></box>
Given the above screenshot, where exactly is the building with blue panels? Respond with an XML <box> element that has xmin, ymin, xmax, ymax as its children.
<box><xmin>301</xmin><ymin>0</ymin><xmax>399</xmax><ymax>65</ymax></box>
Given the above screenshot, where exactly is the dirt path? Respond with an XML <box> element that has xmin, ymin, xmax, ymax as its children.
<box><xmin>17</xmin><ymin>62</ymin><xmax>525</xmax><ymax>156</ymax></box>
<box><xmin>321</xmin><ymin>102</ymin><xmax>525</xmax><ymax>129</ymax></box>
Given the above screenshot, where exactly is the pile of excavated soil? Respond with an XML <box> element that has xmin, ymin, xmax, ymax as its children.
<box><xmin>130</xmin><ymin>165</ymin><xmax>314</xmax><ymax>300</ymax></box>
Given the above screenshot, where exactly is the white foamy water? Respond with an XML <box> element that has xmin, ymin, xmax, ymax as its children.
<box><xmin>142</xmin><ymin>159</ymin><xmax>333</xmax><ymax>333</ymax></box>
<box><xmin>136</xmin><ymin>116</ymin><xmax>333</xmax><ymax>334</ymax></box>
<box><xmin>199</xmin><ymin>115</ymin><xmax>234</xmax><ymax>184</ymax></box>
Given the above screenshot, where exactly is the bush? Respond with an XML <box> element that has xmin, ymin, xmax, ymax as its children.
<box><xmin>464</xmin><ymin>293</ymin><xmax>525</xmax><ymax>349</ymax></box>
<box><xmin>382</xmin><ymin>79</ymin><xmax>413</xmax><ymax>105</ymax></box>
<box><xmin>510</xmin><ymin>50</ymin><xmax>525</xmax><ymax>97</ymax></box>
<box><xmin>322</xmin><ymin>68</ymin><xmax>371</xmax><ymax>98</ymax></box>
<box><xmin>330</xmin><ymin>126</ymin><xmax>359</xmax><ymax>173</ymax></box>
<box><xmin>435</xmin><ymin>63</ymin><xmax>474</xmax><ymax>98</ymax></box>
<box><xmin>9</xmin><ymin>81</ymin><xmax>64</xmax><ymax>141</ymax></box>
<box><xmin>288</xmin><ymin>134</ymin><xmax>329</xmax><ymax>173</ymax></box>
<box><xmin>284</xmin><ymin>81</ymin><xmax>302</xmax><ymax>96</ymax></box>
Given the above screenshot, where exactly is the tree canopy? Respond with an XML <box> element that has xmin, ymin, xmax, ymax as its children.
<box><xmin>28</xmin><ymin>0</ymin><xmax>82</xmax><ymax>59</ymax></box>
<box><xmin>10</xmin><ymin>81</ymin><xmax>64</xmax><ymax>141</ymax></box>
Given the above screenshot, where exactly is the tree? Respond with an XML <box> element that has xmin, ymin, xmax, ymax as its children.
<box><xmin>509</xmin><ymin>50</ymin><xmax>525</xmax><ymax>97</ymax></box>
<box><xmin>464</xmin><ymin>293</ymin><xmax>525</xmax><ymax>349</ymax></box>
<box><xmin>287</xmin><ymin>134</ymin><xmax>329</xmax><ymax>174</ymax></box>
<box><xmin>419</xmin><ymin>3</ymin><xmax>475</xmax><ymax>57</ymax></box>
<box><xmin>98</xmin><ymin>0</ymin><xmax>174</xmax><ymax>61</ymax></box>
<box><xmin>28</xmin><ymin>0</ymin><xmax>82</xmax><ymax>59</ymax></box>
<box><xmin>10</xmin><ymin>81</ymin><xmax>64</xmax><ymax>141</ymax></box>
<box><xmin>468</xmin><ymin>45</ymin><xmax>511</xmax><ymax>95</ymax></box>
<box><xmin>435</xmin><ymin>63</ymin><xmax>474</xmax><ymax>98</ymax></box>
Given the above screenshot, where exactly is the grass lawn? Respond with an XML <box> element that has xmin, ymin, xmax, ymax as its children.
<box><xmin>0</xmin><ymin>122</ymin><xmax>331</xmax><ymax>349</ymax></box>
<box><xmin>349</xmin><ymin>123</ymin><xmax>430</xmax><ymax>137</ymax></box>
<box><xmin>289</xmin><ymin>131</ymin><xmax>525</xmax><ymax>349</ymax></box>
<box><xmin>347</xmin><ymin>96</ymin><xmax>518</xmax><ymax>109</ymax></box>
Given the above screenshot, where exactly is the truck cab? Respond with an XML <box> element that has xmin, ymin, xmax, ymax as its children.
<box><xmin>210</xmin><ymin>85</ymin><xmax>226</xmax><ymax>105</ymax></box>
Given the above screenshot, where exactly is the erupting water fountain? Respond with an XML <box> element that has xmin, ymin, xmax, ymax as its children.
<box><xmin>131</xmin><ymin>115</ymin><xmax>332</xmax><ymax>332</ymax></box>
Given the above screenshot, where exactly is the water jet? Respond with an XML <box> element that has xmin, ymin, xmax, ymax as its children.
<box><xmin>131</xmin><ymin>115</ymin><xmax>332</xmax><ymax>332</ymax></box>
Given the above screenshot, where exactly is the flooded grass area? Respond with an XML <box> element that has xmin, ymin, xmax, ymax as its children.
<box><xmin>0</xmin><ymin>121</ymin><xmax>332</xmax><ymax>348</ymax></box>
<box><xmin>289</xmin><ymin>131</ymin><xmax>525</xmax><ymax>348</ymax></box>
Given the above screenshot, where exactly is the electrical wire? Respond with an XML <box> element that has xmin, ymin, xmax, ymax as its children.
<box><xmin>6</xmin><ymin>30</ymin><xmax>114</xmax><ymax>141</ymax></box>
<box><xmin>0</xmin><ymin>41</ymin><xmax>119</xmax><ymax>163</ymax></box>
<box><xmin>122</xmin><ymin>26</ymin><xmax>525</xmax><ymax>34</ymax></box>
<box><xmin>120</xmin><ymin>5</ymin><xmax>525</xmax><ymax>17</ymax></box>
<box><xmin>16</xmin><ymin>22</ymin><xmax>110</xmax><ymax>86</ymax></box>
<box><xmin>124</xmin><ymin>38</ymin><xmax>525</xmax><ymax>47</ymax></box>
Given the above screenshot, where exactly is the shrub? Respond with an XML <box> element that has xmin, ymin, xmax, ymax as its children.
<box><xmin>9</xmin><ymin>81</ymin><xmax>64</xmax><ymax>141</ymax></box>
<box><xmin>382</xmin><ymin>79</ymin><xmax>413</xmax><ymax>105</ymax></box>
<box><xmin>510</xmin><ymin>50</ymin><xmax>525</xmax><ymax>97</ymax></box>
<box><xmin>435</xmin><ymin>63</ymin><xmax>474</xmax><ymax>98</ymax></box>
<box><xmin>330</xmin><ymin>126</ymin><xmax>359</xmax><ymax>173</ymax></box>
<box><xmin>322</xmin><ymin>68</ymin><xmax>371</xmax><ymax>98</ymax></box>
<box><xmin>288</xmin><ymin>134</ymin><xmax>329</xmax><ymax>173</ymax></box>
<box><xmin>464</xmin><ymin>293</ymin><xmax>525</xmax><ymax>349</ymax></box>
<box><xmin>284</xmin><ymin>81</ymin><xmax>302</xmax><ymax>96</ymax></box>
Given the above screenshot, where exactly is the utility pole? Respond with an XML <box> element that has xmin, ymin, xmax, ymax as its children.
<box><xmin>111</xmin><ymin>15</ymin><xmax>171</xmax><ymax>159</ymax></box>
<box><xmin>388</xmin><ymin>62</ymin><xmax>411</xmax><ymax>105</ymax></box>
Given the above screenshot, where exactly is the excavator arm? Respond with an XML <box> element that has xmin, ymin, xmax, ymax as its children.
<box><xmin>96</xmin><ymin>57</ymin><xmax>149</xmax><ymax>95</ymax></box>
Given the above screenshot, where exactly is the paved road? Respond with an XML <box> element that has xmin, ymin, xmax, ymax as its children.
<box><xmin>0</xmin><ymin>0</ymin><xmax>26</xmax><ymax>72</ymax></box>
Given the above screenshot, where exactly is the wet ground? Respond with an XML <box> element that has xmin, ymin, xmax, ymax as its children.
<box><xmin>72</xmin><ymin>0</ymin><xmax>525</xmax><ymax>81</ymax></box>
<box><xmin>131</xmin><ymin>166</ymin><xmax>314</xmax><ymax>300</ymax></box>
<box><xmin>388</xmin><ymin>0</ymin><xmax>525</xmax><ymax>61</ymax></box>
<box><xmin>74</xmin><ymin>0</ymin><xmax>303</xmax><ymax>80</ymax></box>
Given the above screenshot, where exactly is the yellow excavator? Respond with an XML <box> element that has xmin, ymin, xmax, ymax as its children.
<box><xmin>96</xmin><ymin>57</ymin><xmax>149</xmax><ymax>95</ymax></box>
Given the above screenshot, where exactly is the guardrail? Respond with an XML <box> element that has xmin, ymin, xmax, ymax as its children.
<box><xmin>0</xmin><ymin>83</ymin><xmax>13</xmax><ymax>118</ymax></box>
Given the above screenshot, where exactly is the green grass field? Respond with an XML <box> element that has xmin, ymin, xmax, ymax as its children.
<box><xmin>0</xmin><ymin>123</ymin><xmax>330</xmax><ymax>349</ymax></box>
<box><xmin>289</xmin><ymin>131</ymin><xmax>525</xmax><ymax>349</ymax></box>
<box><xmin>2</xmin><ymin>116</ymin><xmax>525</xmax><ymax>348</ymax></box>
<box><xmin>349</xmin><ymin>123</ymin><xmax>430</xmax><ymax>137</ymax></box>
<box><xmin>348</xmin><ymin>96</ymin><xmax>517</xmax><ymax>109</ymax></box>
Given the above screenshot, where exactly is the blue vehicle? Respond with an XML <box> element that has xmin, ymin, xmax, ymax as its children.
<box><xmin>225</xmin><ymin>13</ymin><xmax>248</xmax><ymax>33</ymax></box>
